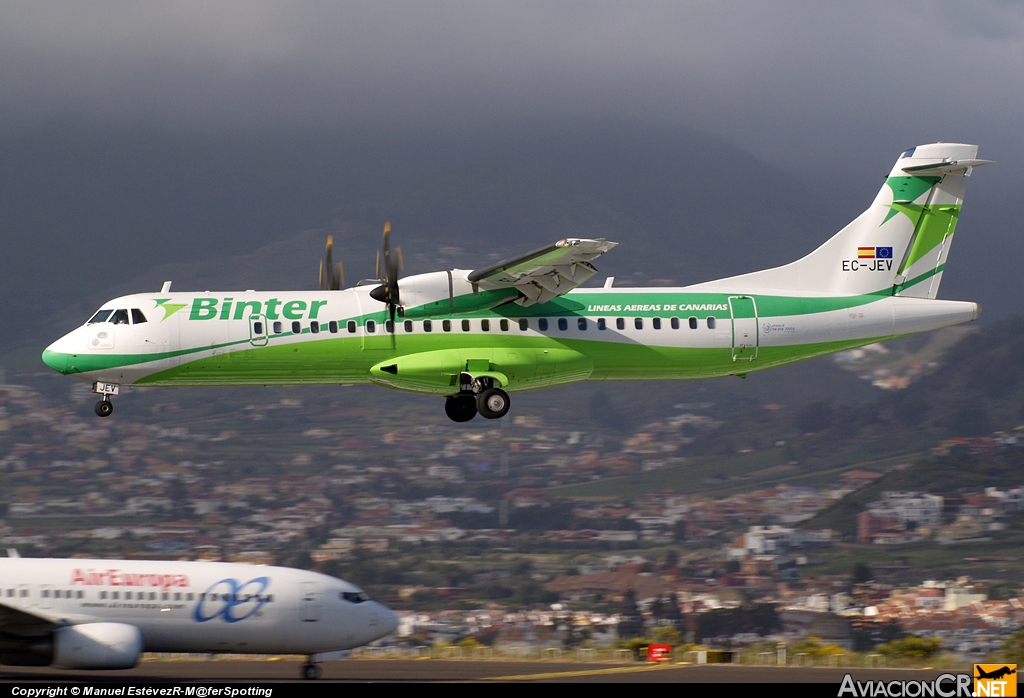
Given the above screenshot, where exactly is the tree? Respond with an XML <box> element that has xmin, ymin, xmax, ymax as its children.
<box><xmin>851</xmin><ymin>563</ymin><xmax>873</xmax><ymax>585</ymax></box>
<box><xmin>1003</xmin><ymin>628</ymin><xmax>1024</xmax><ymax>664</ymax></box>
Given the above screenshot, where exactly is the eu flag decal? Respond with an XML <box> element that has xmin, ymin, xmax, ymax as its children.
<box><xmin>876</xmin><ymin>247</ymin><xmax>893</xmax><ymax>259</ymax></box>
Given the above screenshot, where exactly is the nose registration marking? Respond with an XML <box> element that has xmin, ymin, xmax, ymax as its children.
<box><xmin>93</xmin><ymin>382</ymin><xmax>119</xmax><ymax>396</ymax></box>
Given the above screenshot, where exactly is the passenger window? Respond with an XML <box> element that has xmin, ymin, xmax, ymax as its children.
<box><xmin>42</xmin><ymin>589</ymin><xmax>49</xmax><ymax>598</ymax></box>
<box><xmin>578</xmin><ymin>318</ymin><xmax>587</xmax><ymax>330</ymax></box>
<box><xmin>149</xmin><ymin>592</ymin><xmax>156</xmax><ymax>600</ymax></box>
<box><xmin>635</xmin><ymin>318</ymin><xmax>643</xmax><ymax>330</ymax></box>
<box><xmin>110</xmin><ymin>309</ymin><xmax>130</xmax><ymax>325</ymax></box>
<box><xmin>329</xmin><ymin>321</ymin><xmax>338</xmax><ymax>333</ymax></box>
<box><xmin>539</xmin><ymin>319</ymin><xmax>549</xmax><ymax>331</ymax></box>
<box><xmin>162</xmin><ymin>592</ymin><xmax>169</xmax><ymax>601</ymax></box>
<box><xmin>519</xmin><ymin>319</ymin><xmax>529</xmax><ymax>331</ymax></box>
<box><xmin>500</xmin><ymin>319</ymin><xmax>509</xmax><ymax>331</ymax></box>
<box><xmin>481</xmin><ymin>319</ymin><xmax>490</xmax><ymax>332</ymax></box>
<box><xmin>671</xmin><ymin>317</ymin><xmax>680</xmax><ymax>330</ymax></box>
<box><xmin>111</xmin><ymin>591</ymin><xmax>119</xmax><ymax>599</ymax></box>
<box><xmin>385</xmin><ymin>320</ymin><xmax>394</xmax><ymax>333</ymax></box>
<box><xmin>615</xmin><ymin>318</ymin><xmax>624</xmax><ymax>330</ymax></box>
<box><xmin>253</xmin><ymin>321</ymin><xmax>264</xmax><ymax>335</ymax></box>
<box><xmin>77</xmin><ymin>590</ymin><xmax>83</xmax><ymax>599</ymax></box>
<box><xmin>653</xmin><ymin>318</ymin><xmax>661</xmax><ymax>330</ymax></box>
<box><xmin>273</xmin><ymin>321</ymin><xmax>283</xmax><ymax>334</ymax></box>
<box><xmin>88</xmin><ymin>309</ymin><xmax>113</xmax><ymax>324</ymax></box>
<box><xmin>310</xmin><ymin>321</ymin><xmax>319</xmax><ymax>334</ymax></box>
<box><xmin>443</xmin><ymin>320</ymin><xmax>452</xmax><ymax>332</ymax></box>
<box><xmin>131</xmin><ymin>309</ymin><xmax>148</xmax><ymax>324</ymax></box>
<box><xmin>689</xmin><ymin>317</ymin><xmax>698</xmax><ymax>330</ymax></box>
<box><xmin>404</xmin><ymin>320</ymin><xmax>413</xmax><ymax>332</ymax></box>
<box><xmin>187</xmin><ymin>593</ymin><xmax>194</xmax><ymax>601</ymax></box>
<box><xmin>366</xmin><ymin>320</ymin><xmax>376</xmax><ymax>333</ymax></box>
<box><xmin>292</xmin><ymin>321</ymin><xmax>301</xmax><ymax>334</ymax></box>
<box><xmin>99</xmin><ymin>591</ymin><xmax>107</xmax><ymax>599</ymax></box>
<box><xmin>707</xmin><ymin>317</ymin><xmax>717</xmax><ymax>329</ymax></box>
<box><xmin>597</xmin><ymin>318</ymin><xmax>606</xmax><ymax>330</ymax></box>
<box><xmin>558</xmin><ymin>318</ymin><xmax>568</xmax><ymax>331</ymax></box>
<box><xmin>124</xmin><ymin>591</ymin><xmax>132</xmax><ymax>600</ymax></box>
<box><xmin>423</xmin><ymin>320</ymin><xmax>433</xmax><ymax>332</ymax></box>
<box><xmin>347</xmin><ymin>320</ymin><xmax>357</xmax><ymax>333</ymax></box>
<box><xmin>175</xmin><ymin>592</ymin><xmax>181</xmax><ymax>601</ymax></box>
<box><xmin>461</xmin><ymin>319</ymin><xmax>470</xmax><ymax>332</ymax></box>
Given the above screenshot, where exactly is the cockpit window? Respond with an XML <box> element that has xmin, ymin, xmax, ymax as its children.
<box><xmin>131</xmin><ymin>309</ymin><xmax>148</xmax><ymax>324</ymax></box>
<box><xmin>341</xmin><ymin>591</ymin><xmax>369</xmax><ymax>603</ymax></box>
<box><xmin>88</xmin><ymin>310</ymin><xmax>113</xmax><ymax>324</ymax></box>
<box><xmin>109</xmin><ymin>309</ymin><xmax>130</xmax><ymax>325</ymax></box>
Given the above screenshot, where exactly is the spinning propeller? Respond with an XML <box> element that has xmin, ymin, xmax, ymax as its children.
<box><xmin>369</xmin><ymin>222</ymin><xmax>403</xmax><ymax>345</ymax></box>
<box><xmin>318</xmin><ymin>236</ymin><xmax>345</xmax><ymax>291</ymax></box>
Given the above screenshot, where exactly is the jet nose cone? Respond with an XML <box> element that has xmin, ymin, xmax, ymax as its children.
<box><xmin>369</xmin><ymin>602</ymin><xmax>399</xmax><ymax>639</ymax></box>
<box><xmin>42</xmin><ymin>346</ymin><xmax>68</xmax><ymax>374</ymax></box>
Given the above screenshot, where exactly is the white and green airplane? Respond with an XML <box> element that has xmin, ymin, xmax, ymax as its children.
<box><xmin>43</xmin><ymin>143</ymin><xmax>989</xmax><ymax>422</ymax></box>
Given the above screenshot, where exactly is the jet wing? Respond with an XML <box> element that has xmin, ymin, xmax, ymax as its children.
<box><xmin>0</xmin><ymin>599</ymin><xmax>57</xmax><ymax>631</ymax></box>
<box><xmin>0</xmin><ymin>599</ymin><xmax>93</xmax><ymax>631</ymax></box>
<box><xmin>467</xmin><ymin>238</ymin><xmax>618</xmax><ymax>306</ymax></box>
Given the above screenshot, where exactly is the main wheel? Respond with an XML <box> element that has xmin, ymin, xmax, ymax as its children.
<box><xmin>302</xmin><ymin>663</ymin><xmax>321</xmax><ymax>680</ymax></box>
<box><xmin>477</xmin><ymin>388</ymin><xmax>510</xmax><ymax>419</ymax></box>
<box><xmin>95</xmin><ymin>400</ymin><xmax>113</xmax><ymax>417</ymax></box>
<box><xmin>445</xmin><ymin>394</ymin><xmax>478</xmax><ymax>422</ymax></box>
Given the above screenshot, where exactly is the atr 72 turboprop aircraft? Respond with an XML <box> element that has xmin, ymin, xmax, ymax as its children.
<box><xmin>42</xmin><ymin>143</ymin><xmax>989</xmax><ymax>422</ymax></box>
<box><xmin>0</xmin><ymin>553</ymin><xmax>398</xmax><ymax>679</ymax></box>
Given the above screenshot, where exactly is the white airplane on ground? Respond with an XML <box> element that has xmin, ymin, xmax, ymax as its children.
<box><xmin>0</xmin><ymin>553</ymin><xmax>398</xmax><ymax>679</ymax></box>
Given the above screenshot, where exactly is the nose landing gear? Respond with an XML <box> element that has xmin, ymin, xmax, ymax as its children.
<box><xmin>92</xmin><ymin>381</ymin><xmax>119</xmax><ymax>418</ymax></box>
<box><xmin>302</xmin><ymin>661</ymin><xmax>322</xmax><ymax>680</ymax></box>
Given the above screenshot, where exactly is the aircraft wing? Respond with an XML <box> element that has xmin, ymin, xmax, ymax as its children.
<box><xmin>467</xmin><ymin>238</ymin><xmax>618</xmax><ymax>306</ymax></box>
<box><xmin>0</xmin><ymin>599</ymin><xmax>58</xmax><ymax>631</ymax></box>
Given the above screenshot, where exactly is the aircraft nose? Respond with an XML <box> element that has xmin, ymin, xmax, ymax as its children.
<box><xmin>369</xmin><ymin>602</ymin><xmax>399</xmax><ymax>640</ymax></box>
<box><xmin>42</xmin><ymin>345</ymin><xmax>69</xmax><ymax>374</ymax></box>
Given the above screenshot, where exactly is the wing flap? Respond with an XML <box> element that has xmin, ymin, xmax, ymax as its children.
<box><xmin>468</xmin><ymin>238</ymin><xmax>617</xmax><ymax>307</ymax></box>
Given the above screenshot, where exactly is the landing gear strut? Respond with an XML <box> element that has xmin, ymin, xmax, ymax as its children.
<box><xmin>445</xmin><ymin>374</ymin><xmax>511</xmax><ymax>422</ymax></box>
<box><xmin>92</xmin><ymin>381</ymin><xmax>119</xmax><ymax>418</ymax></box>
<box><xmin>301</xmin><ymin>662</ymin><xmax>322</xmax><ymax>680</ymax></box>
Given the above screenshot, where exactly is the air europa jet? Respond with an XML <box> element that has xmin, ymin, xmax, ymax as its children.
<box><xmin>0</xmin><ymin>553</ymin><xmax>398</xmax><ymax>679</ymax></box>
<box><xmin>43</xmin><ymin>143</ymin><xmax>989</xmax><ymax>422</ymax></box>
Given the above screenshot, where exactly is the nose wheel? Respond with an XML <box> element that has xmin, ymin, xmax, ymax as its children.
<box><xmin>94</xmin><ymin>399</ymin><xmax>114</xmax><ymax>417</ymax></box>
<box><xmin>302</xmin><ymin>662</ymin><xmax>322</xmax><ymax>680</ymax></box>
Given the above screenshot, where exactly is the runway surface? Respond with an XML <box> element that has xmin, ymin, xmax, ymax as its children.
<box><xmin>0</xmin><ymin>660</ymin><xmax>963</xmax><ymax>683</ymax></box>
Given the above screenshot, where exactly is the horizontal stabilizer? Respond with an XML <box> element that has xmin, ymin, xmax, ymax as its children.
<box><xmin>902</xmin><ymin>158</ymin><xmax>993</xmax><ymax>176</ymax></box>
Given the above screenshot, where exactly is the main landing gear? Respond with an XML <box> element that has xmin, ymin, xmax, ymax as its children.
<box><xmin>301</xmin><ymin>661</ymin><xmax>322</xmax><ymax>680</ymax></box>
<box><xmin>92</xmin><ymin>381</ymin><xmax>119</xmax><ymax>418</ymax></box>
<box><xmin>444</xmin><ymin>375</ymin><xmax>510</xmax><ymax>422</ymax></box>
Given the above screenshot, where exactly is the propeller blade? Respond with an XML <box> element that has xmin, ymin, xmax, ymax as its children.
<box><xmin>320</xmin><ymin>235</ymin><xmax>341</xmax><ymax>290</ymax></box>
<box><xmin>336</xmin><ymin>260</ymin><xmax>345</xmax><ymax>289</ymax></box>
<box><xmin>375</xmin><ymin>250</ymin><xmax>381</xmax><ymax>281</ymax></box>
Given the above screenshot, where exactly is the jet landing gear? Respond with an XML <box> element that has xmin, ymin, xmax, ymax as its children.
<box><xmin>444</xmin><ymin>375</ymin><xmax>511</xmax><ymax>422</ymax></box>
<box><xmin>301</xmin><ymin>661</ymin><xmax>322</xmax><ymax>680</ymax></box>
<box><xmin>92</xmin><ymin>381</ymin><xmax>119</xmax><ymax>418</ymax></box>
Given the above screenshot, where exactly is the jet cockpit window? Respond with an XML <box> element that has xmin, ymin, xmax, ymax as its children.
<box><xmin>110</xmin><ymin>309</ymin><xmax>130</xmax><ymax>325</ymax></box>
<box><xmin>131</xmin><ymin>309</ymin><xmax>148</xmax><ymax>324</ymax></box>
<box><xmin>88</xmin><ymin>309</ymin><xmax>113</xmax><ymax>324</ymax></box>
<box><xmin>341</xmin><ymin>591</ymin><xmax>369</xmax><ymax>603</ymax></box>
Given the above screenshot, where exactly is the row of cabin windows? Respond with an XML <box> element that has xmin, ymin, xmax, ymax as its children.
<box><xmin>262</xmin><ymin>316</ymin><xmax>720</xmax><ymax>335</ymax></box>
<box><xmin>87</xmin><ymin>309</ymin><xmax>148</xmax><ymax>325</ymax></box>
<box><xmin>6</xmin><ymin>588</ymin><xmax>274</xmax><ymax>603</ymax></box>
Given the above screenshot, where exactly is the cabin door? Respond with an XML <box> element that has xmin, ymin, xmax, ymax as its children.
<box><xmin>728</xmin><ymin>296</ymin><xmax>759</xmax><ymax>361</ymax></box>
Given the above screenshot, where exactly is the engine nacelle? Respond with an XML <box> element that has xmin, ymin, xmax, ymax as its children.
<box><xmin>399</xmin><ymin>270</ymin><xmax>518</xmax><ymax>318</ymax></box>
<box><xmin>51</xmin><ymin>623</ymin><xmax>143</xmax><ymax>669</ymax></box>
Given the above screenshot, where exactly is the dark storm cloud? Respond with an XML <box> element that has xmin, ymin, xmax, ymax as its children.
<box><xmin>2</xmin><ymin>1</ymin><xmax>1023</xmax><ymax>169</ymax></box>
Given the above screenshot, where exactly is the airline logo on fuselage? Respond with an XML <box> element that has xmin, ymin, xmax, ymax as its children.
<box><xmin>187</xmin><ymin>297</ymin><xmax>329</xmax><ymax>321</ymax></box>
<box><xmin>194</xmin><ymin>577</ymin><xmax>272</xmax><ymax>623</ymax></box>
<box><xmin>72</xmin><ymin>568</ymin><xmax>190</xmax><ymax>591</ymax></box>
<box><xmin>586</xmin><ymin>303</ymin><xmax>728</xmax><ymax>313</ymax></box>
